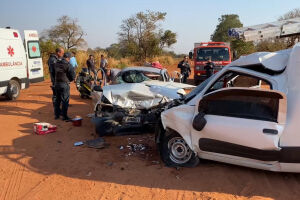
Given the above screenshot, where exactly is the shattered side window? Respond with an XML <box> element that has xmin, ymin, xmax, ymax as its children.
<box><xmin>200</xmin><ymin>90</ymin><xmax>280</xmax><ymax>122</ymax></box>
<box><xmin>205</xmin><ymin>71</ymin><xmax>272</xmax><ymax>94</ymax></box>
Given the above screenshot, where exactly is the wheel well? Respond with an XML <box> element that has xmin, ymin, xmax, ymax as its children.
<box><xmin>10</xmin><ymin>77</ymin><xmax>21</xmax><ymax>86</ymax></box>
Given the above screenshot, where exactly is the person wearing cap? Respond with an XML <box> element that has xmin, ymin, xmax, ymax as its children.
<box><xmin>53</xmin><ymin>52</ymin><xmax>76</xmax><ymax>121</ymax></box>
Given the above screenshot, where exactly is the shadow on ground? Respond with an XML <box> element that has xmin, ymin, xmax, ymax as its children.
<box><xmin>0</xmin><ymin>81</ymin><xmax>300</xmax><ymax>200</ymax></box>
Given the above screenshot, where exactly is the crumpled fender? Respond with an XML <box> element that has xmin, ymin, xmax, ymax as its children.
<box><xmin>161</xmin><ymin>104</ymin><xmax>196</xmax><ymax>150</ymax></box>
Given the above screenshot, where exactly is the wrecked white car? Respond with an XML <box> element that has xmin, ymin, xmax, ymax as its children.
<box><xmin>92</xmin><ymin>75</ymin><xmax>195</xmax><ymax>136</ymax></box>
<box><xmin>156</xmin><ymin>43</ymin><xmax>300</xmax><ymax>172</ymax></box>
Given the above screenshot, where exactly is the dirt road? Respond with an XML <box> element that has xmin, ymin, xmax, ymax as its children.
<box><xmin>1</xmin><ymin>80</ymin><xmax>300</xmax><ymax>200</ymax></box>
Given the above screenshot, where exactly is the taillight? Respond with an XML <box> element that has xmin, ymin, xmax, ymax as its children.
<box><xmin>13</xmin><ymin>32</ymin><xmax>18</xmax><ymax>38</ymax></box>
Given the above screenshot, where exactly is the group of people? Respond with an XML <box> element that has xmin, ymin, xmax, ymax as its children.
<box><xmin>48</xmin><ymin>48</ymin><xmax>111</xmax><ymax>120</ymax></box>
<box><xmin>177</xmin><ymin>56</ymin><xmax>215</xmax><ymax>83</ymax></box>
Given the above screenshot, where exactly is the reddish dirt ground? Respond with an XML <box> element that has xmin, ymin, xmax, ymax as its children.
<box><xmin>1</xmin><ymin>80</ymin><xmax>300</xmax><ymax>200</ymax></box>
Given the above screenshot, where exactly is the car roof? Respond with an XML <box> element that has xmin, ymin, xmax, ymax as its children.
<box><xmin>121</xmin><ymin>66</ymin><xmax>167</xmax><ymax>74</ymax></box>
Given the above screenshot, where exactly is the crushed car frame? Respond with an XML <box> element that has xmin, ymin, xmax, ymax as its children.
<box><xmin>156</xmin><ymin>44</ymin><xmax>300</xmax><ymax>172</ymax></box>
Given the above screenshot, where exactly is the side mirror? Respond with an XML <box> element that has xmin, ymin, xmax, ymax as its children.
<box><xmin>192</xmin><ymin>111</ymin><xmax>207</xmax><ymax>131</ymax></box>
<box><xmin>189</xmin><ymin>51</ymin><xmax>193</xmax><ymax>59</ymax></box>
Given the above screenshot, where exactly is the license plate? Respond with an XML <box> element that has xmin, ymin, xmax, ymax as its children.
<box><xmin>124</xmin><ymin>116</ymin><xmax>141</xmax><ymax>123</ymax></box>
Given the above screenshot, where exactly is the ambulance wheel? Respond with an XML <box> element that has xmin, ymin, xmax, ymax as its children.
<box><xmin>160</xmin><ymin>130</ymin><xmax>199</xmax><ymax>167</ymax></box>
<box><xmin>6</xmin><ymin>80</ymin><xmax>20</xmax><ymax>100</ymax></box>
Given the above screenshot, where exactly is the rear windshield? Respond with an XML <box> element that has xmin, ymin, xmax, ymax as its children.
<box><xmin>28</xmin><ymin>41</ymin><xmax>41</xmax><ymax>58</ymax></box>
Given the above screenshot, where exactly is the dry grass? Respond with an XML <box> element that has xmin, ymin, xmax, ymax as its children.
<box><xmin>42</xmin><ymin>52</ymin><xmax>182</xmax><ymax>79</ymax></box>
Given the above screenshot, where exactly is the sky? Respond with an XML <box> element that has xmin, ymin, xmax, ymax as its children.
<box><xmin>1</xmin><ymin>0</ymin><xmax>300</xmax><ymax>54</ymax></box>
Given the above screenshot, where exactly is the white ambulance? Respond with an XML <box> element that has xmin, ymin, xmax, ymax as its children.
<box><xmin>0</xmin><ymin>28</ymin><xmax>44</xmax><ymax>100</ymax></box>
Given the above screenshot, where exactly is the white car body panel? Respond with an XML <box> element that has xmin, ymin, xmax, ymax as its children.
<box><xmin>161</xmin><ymin>43</ymin><xmax>300</xmax><ymax>172</ymax></box>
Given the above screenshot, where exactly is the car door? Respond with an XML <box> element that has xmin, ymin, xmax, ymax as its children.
<box><xmin>191</xmin><ymin>87</ymin><xmax>287</xmax><ymax>162</ymax></box>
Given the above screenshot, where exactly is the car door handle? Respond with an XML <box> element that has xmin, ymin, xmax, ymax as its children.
<box><xmin>263</xmin><ymin>129</ymin><xmax>278</xmax><ymax>135</ymax></box>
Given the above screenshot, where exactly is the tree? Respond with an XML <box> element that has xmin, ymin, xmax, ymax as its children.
<box><xmin>255</xmin><ymin>39</ymin><xmax>288</xmax><ymax>52</ymax></box>
<box><xmin>231</xmin><ymin>40</ymin><xmax>255</xmax><ymax>58</ymax></box>
<box><xmin>118</xmin><ymin>10</ymin><xmax>177</xmax><ymax>60</ymax></box>
<box><xmin>211</xmin><ymin>14</ymin><xmax>243</xmax><ymax>42</ymax></box>
<box><xmin>279</xmin><ymin>8</ymin><xmax>300</xmax><ymax>47</ymax></box>
<box><xmin>46</xmin><ymin>16</ymin><xmax>86</xmax><ymax>49</ymax></box>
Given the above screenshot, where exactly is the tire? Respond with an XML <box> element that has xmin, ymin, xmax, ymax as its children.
<box><xmin>194</xmin><ymin>79</ymin><xmax>200</xmax><ymax>86</ymax></box>
<box><xmin>160</xmin><ymin>129</ymin><xmax>199</xmax><ymax>167</ymax></box>
<box><xmin>6</xmin><ymin>80</ymin><xmax>21</xmax><ymax>100</ymax></box>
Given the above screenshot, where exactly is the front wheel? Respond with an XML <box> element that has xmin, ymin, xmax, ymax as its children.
<box><xmin>160</xmin><ymin>130</ymin><xmax>199</xmax><ymax>167</ymax></box>
<box><xmin>6</xmin><ymin>80</ymin><xmax>21</xmax><ymax>100</ymax></box>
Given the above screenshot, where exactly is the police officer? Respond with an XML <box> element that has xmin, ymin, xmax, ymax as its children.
<box><xmin>53</xmin><ymin>52</ymin><xmax>76</xmax><ymax>121</ymax></box>
<box><xmin>177</xmin><ymin>56</ymin><xmax>191</xmax><ymax>83</ymax></box>
<box><xmin>48</xmin><ymin>48</ymin><xmax>64</xmax><ymax>107</ymax></box>
<box><xmin>204</xmin><ymin>57</ymin><xmax>215</xmax><ymax>79</ymax></box>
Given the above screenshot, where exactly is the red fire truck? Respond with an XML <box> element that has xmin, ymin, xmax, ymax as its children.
<box><xmin>189</xmin><ymin>42</ymin><xmax>231</xmax><ymax>85</ymax></box>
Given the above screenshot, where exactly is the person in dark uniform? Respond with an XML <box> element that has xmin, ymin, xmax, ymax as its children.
<box><xmin>177</xmin><ymin>56</ymin><xmax>191</xmax><ymax>83</ymax></box>
<box><xmin>204</xmin><ymin>58</ymin><xmax>215</xmax><ymax>79</ymax></box>
<box><xmin>86</xmin><ymin>55</ymin><xmax>96</xmax><ymax>76</ymax></box>
<box><xmin>53</xmin><ymin>52</ymin><xmax>76</xmax><ymax>121</ymax></box>
<box><xmin>47</xmin><ymin>47</ymin><xmax>64</xmax><ymax>107</ymax></box>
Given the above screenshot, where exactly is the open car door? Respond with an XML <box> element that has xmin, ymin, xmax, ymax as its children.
<box><xmin>191</xmin><ymin>87</ymin><xmax>287</xmax><ymax>165</ymax></box>
<box><xmin>24</xmin><ymin>30</ymin><xmax>44</xmax><ymax>83</ymax></box>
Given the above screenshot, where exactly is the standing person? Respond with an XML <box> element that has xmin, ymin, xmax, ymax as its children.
<box><xmin>70</xmin><ymin>51</ymin><xmax>78</xmax><ymax>72</ymax></box>
<box><xmin>106</xmin><ymin>68</ymin><xmax>121</xmax><ymax>83</ymax></box>
<box><xmin>86</xmin><ymin>55</ymin><xmax>96</xmax><ymax>76</ymax></box>
<box><xmin>100</xmin><ymin>54</ymin><xmax>108</xmax><ymax>78</ymax></box>
<box><xmin>204</xmin><ymin>58</ymin><xmax>215</xmax><ymax>79</ymax></box>
<box><xmin>177</xmin><ymin>56</ymin><xmax>191</xmax><ymax>83</ymax></box>
<box><xmin>47</xmin><ymin>47</ymin><xmax>64</xmax><ymax>108</ymax></box>
<box><xmin>54</xmin><ymin>52</ymin><xmax>76</xmax><ymax>121</ymax></box>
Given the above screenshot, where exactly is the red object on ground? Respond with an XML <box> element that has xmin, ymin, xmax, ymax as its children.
<box><xmin>34</xmin><ymin>122</ymin><xmax>57</xmax><ymax>135</ymax></box>
<box><xmin>72</xmin><ymin>118</ymin><xmax>83</xmax><ymax>127</ymax></box>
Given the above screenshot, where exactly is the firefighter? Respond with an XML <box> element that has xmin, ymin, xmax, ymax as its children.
<box><xmin>177</xmin><ymin>56</ymin><xmax>191</xmax><ymax>83</ymax></box>
<box><xmin>204</xmin><ymin>57</ymin><xmax>215</xmax><ymax>79</ymax></box>
<box><xmin>48</xmin><ymin>47</ymin><xmax>64</xmax><ymax>108</ymax></box>
<box><xmin>53</xmin><ymin>52</ymin><xmax>76</xmax><ymax>121</ymax></box>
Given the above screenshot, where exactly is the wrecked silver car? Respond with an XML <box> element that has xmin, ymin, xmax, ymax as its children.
<box><xmin>92</xmin><ymin>76</ymin><xmax>195</xmax><ymax>136</ymax></box>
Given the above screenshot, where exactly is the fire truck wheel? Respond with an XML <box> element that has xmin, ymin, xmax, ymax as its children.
<box><xmin>6</xmin><ymin>80</ymin><xmax>21</xmax><ymax>100</ymax></box>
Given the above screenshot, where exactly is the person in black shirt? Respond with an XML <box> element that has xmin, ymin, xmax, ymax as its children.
<box><xmin>86</xmin><ymin>55</ymin><xmax>96</xmax><ymax>76</ymax></box>
<box><xmin>177</xmin><ymin>56</ymin><xmax>191</xmax><ymax>83</ymax></box>
<box><xmin>204</xmin><ymin>58</ymin><xmax>215</xmax><ymax>78</ymax></box>
<box><xmin>53</xmin><ymin>52</ymin><xmax>76</xmax><ymax>121</ymax></box>
<box><xmin>48</xmin><ymin>48</ymin><xmax>64</xmax><ymax>108</ymax></box>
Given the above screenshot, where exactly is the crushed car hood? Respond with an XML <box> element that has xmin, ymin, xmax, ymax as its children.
<box><xmin>101</xmin><ymin>81</ymin><xmax>195</xmax><ymax>109</ymax></box>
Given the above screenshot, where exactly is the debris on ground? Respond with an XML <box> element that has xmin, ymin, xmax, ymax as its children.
<box><xmin>33</xmin><ymin>122</ymin><xmax>57</xmax><ymax>135</ymax></box>
<box><xmin>74</xmin><ymin>137</ymin><xmax>109</xmax><ymax>149</ymax></box>
<box><xmin>120</xmin><ymin>135</ymin><xmax>159</xmax><ymax>162</ymax></box>
<box><xmin>85</xmin><ymin>137</ymin><xmax>108</xmax><ymax>149</ymax></box>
